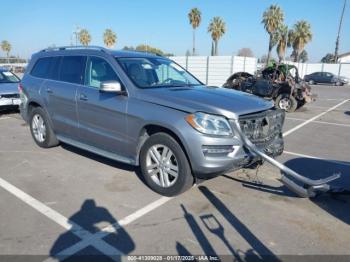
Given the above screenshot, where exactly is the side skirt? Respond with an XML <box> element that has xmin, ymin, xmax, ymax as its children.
<box><xmin>56</xmin><ymin>135</ymin><xmax>137</xmax><ymax>166</ymax></box>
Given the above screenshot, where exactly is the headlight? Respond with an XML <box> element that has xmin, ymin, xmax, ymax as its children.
<box><xmin>186</xmin><ymin>112</ymin><xmax>233</xmax><ymax>136</ymax></box>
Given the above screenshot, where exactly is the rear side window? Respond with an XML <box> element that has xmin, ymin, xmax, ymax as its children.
<box><xmin>60</xmin><ymin>56</ymin><xmax>86</xmax><ymax>84</ymax></box>
<box><xmin>49</xmin><ymin>56</ymin><xmax>62</xmax><ymax>80</ymax></box>
<box><xmin>31</xmin><ymin>57</ymin><xmax>52</xmax><ymax>78</ymax></box>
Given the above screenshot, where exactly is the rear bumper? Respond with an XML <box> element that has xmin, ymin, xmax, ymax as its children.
<box><xmin>0</xmin><ymin>98</ymin><xmax>21</xmax><ymax>107</ymax></box>
<box><xmin>19</xmin><ymin>101</ymin><xmax>29</xmax><ymax>122</ymax></box>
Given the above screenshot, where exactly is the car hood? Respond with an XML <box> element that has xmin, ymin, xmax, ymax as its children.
<box><xmin>137</xmin><ymin>85</ymin><xmax>274</xmax><ymax>119</ymax></box>
<box><xmin>0</xmin><ymin>82</ymin><xmax>19</xmax><ymax>95</ymax></box>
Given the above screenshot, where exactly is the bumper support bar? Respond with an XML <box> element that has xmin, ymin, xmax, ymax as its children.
<box><xmin>233</xmin><ymin>120</ymin><xmax>341</xmax><ymax>198</ymax></box>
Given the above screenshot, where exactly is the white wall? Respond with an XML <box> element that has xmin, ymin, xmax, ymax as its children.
<box><xmin>169</xmin><ymin>55</ymin><xmax>257</xmax><ymax>86</ymax></box>
<box><xmin>170</xmin><ymin>56</ymin><xmax>350</xmax><ymax>86</ymax></box>
<box><xmin>2</xmin><ymin>58</ymin><xmax>350</xmax><ymax>86</ymax></box>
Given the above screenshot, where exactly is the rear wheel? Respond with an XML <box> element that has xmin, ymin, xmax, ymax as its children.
<box><xmin>308</xmin><ymin>80</ymin><xmax>314</xmax><ymax>85</ymax></box>
<box><xmin>275</xmin><ymin>93</ymin><xmax>298</xmax><ymax>112</ymax></box>
<box><xmin>140</xmin><ymin>133</ymin><xmax>193</xmax><ymax>196</ymax></box>
<box><xmin>29</xmin><ymin>107</ymin><xmax>59</xmax><ymax>148</ymax></box>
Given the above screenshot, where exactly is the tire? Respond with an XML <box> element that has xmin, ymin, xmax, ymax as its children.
<box><xmin>308</xmin><ymin>80</ymin><xmax>314</xmax><ymax>85</ymax></box>
<box><xmin>29</xmin><ymin>107</ymin><xmax>59</xmax><ymax>148</ymax></box>
<box><xmin>275</xmin><ymin>93</ymin><xmax>298</xmax><ymax>112</ymax></box>
<box><xmin>140</xmin><ymin>133</ymin><xmax>194</xmax><ymax>196</ymax></box>
<box><xmin>335</xmin><ymin>81</ymin><xmax>341</xmax><ymax>86</ymax></box>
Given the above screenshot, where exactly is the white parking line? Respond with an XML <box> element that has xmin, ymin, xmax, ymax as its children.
<box><xmin>52</xmin><ymin>197</ymin><xmax>172</xmax><ymax>259</ymax></box>
<box><xmin>0</xmin><ymin>117</ymin><xmax>10</xmax><ymax>120</ymax></box>
<box><xmin>0</xmin><ymin>175</ymin><xmax>171</xmax><ymax>260</ymax></box>
<box><xmin>284</xmin><ymin>151</ymin><xmax>350</xmax><ymax>167</ymax></box>
<box><xmin>0</xmin><ymin>177</ymin><xmax>123</xmax><ymax>261</ymax></box>
<box><xmin>283</xmin><ymin>99</ymin><xmax>349</xmax><ymax>137</ymax></box>
<box><xmin>316</xmin><ymin>98</ymin><xmax>344</xmax><ymax>101</ymax></box>
<box><xmin>286</xmin><ymin>117</ymin><xmax>350</xmax><ymax>128</ymax></box>
<box><xmin>305</xmin><ymin>105</ymin><xmax>345</xmax><ymax>110</ymax></box>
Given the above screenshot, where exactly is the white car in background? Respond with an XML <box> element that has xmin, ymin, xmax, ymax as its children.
<box><xmin>0</xmin><ymin>68</ymin><xmax>21</xmax><ymax>110</ymax></box>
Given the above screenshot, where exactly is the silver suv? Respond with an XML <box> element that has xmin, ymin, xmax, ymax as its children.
<box><xmin>20</xmin><ymin>46</ymin><xmax>285</xmax><ymax>196</ymax></box>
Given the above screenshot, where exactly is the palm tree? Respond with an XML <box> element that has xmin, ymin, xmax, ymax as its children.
<box><xmin>208</xmin><ymin>17</ymin><xmax>226</xmax><ymax>56</ymax></box>
<box><xmin>262</xmin><ymin>5</ymin><xmax>284</xmax><ymax>65</ymax></box>
<box><xmin>188</xmin><ymin>8</ymin><xmax>202</xmax><ymax>55</ymax></box>
<box><xmin>79</xmin><ymin>29</ymin><xmax>91</xmax><ymax>46</ymax></box>
<box><xmin>299</xmin><ymin>50</ymin><xmax>308</xmax><ymax>63</ymax></box>
<box><xmin>288</xmin><ymin>20</ymin><xmax>312</xmax><ymax>62</ymax></box>
<box><xmin>276</xmin><ymin>25</ymin><xmax>288</xmax><ymax>62</ymax></box>
<box><xmin>103</xmin><ymin>29</ymin><xmax>117</xmax><ymax>48</ymax></box>
<box><xmin>1</xmin><ymin>40</ymin><xmax>11</xmax><ymax>63</ymax></box>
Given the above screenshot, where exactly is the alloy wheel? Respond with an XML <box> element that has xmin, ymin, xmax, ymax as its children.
<box><xmin>279</xmin><ymin>98</ymin><xmax>291</xmax><ymax>111</ymax></box>
<box><xmin>146</xmin><ymin>144</ymin><xmax>179</xmax><ymax>188</ymax></box>
<box><xmin>32</xmin><ymin>114</ymin><xmax>46</xmax><ymax>143</ymax></box>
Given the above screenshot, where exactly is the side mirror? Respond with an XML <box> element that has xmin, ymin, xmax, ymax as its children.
<box><xmin>100</xmin><ymin>81</ymin><xmax>125</xmax><ymax>94</ymax></box>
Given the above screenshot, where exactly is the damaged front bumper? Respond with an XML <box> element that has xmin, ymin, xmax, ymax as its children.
<box><xmin>234</xmin><ymin>110</ymin><xmax>340</xmax><ymax>198</ymax></box>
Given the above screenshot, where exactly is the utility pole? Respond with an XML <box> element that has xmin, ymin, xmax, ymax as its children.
<box><xmin>335</xmin><ymin>0</ymin><xmax>347</xmax><ymax>63</ymax></box>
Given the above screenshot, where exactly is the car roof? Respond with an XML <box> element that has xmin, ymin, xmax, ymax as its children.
<box><xmin>34</xmin><ymin>46</ymin><xmax>163</xmax><ymax>59</ymax></box>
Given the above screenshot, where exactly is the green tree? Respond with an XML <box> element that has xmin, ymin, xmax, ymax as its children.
<box><xmin>208</xmin><ymin>17</ymin><xmax>226</xmax><ymax>56</ymax></box>
<box><xmin>276</xmin><ymin>25</ymin><xmax>288</xmax><ymax>62</ymax></box>
<box><xmin>79</xmin><ymin>29</ymin><xmax>91</xmax><ymax>46</ymax></box>
<box><xmin>135</xmin><ymin>44</ymin><xmax>173</xmax><ymax>56</ymax></box>
<box><xmin>321</xmin><ymin>53</ymin><xmax>335</xmax><ymax>63</ymax></box>
<box><xmin>237</xmin><ymin>48</ymin><xmax>254</xmax><ymax>57</ymax></box>
<box><xmin>1</xmin><ymin>40</ymin><xmax>12</xmax><ymax>63</ymax></box>
<box><xmin>103</xmin><ymin>29</ymin><xmax>117</xmax><ymax>48</ymax></box>
<box><xmin>122</xmin><ymin>46</ymin><xmax>135</xmax><ymax>51</ymax></box>
<box><xmin>188</xmin><ymin>8</ymin><xmax>202</xmax><ymax>55</ymax></box>
<box><xmin>299</xmin><ymin>50</ymin><xmax>308</xmax><ymax>63</ymax></box>
<box><xmin>262</xmin><ymin>5</ymin><xmax>284</xmax><ymax>65</ymax></box>
<box><xmin>288</xmin><ymin>20</ymin><xmax>312</xmax><ymax>62</ymax></box>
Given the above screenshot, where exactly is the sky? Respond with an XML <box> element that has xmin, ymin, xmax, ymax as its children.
<box><xmin>0</xmin><ymin>0</ymin><xmax>349</xmax><ymax>62</ymax></box>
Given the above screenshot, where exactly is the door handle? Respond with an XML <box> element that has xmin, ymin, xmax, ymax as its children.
<box><xmin>46</xmin><ymin>87</ymin><xmax>53</xmax><ymax>94</ymax></box>
<box><xmin>79</xmin><ymin>93</ymin><xmax>88</xmax><ymax>101</ymax></box>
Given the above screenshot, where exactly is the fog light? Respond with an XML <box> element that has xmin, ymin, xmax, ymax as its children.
<box><xmin>202</xmin><ymin>145</ymin><xmax>234</xmax><ymax>156</ymax></box>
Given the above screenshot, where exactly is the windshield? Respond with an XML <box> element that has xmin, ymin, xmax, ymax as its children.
<box><xmin>0</xmin><ymin>70</ymin><xmax>20</xmax><ymax>83</ymax></box>
<box><xmin>117</xmin><ymin>57</ymin><xmax>201</xmax><ymax>88</ymax></box>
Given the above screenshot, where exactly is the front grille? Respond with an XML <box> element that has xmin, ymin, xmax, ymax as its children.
<box><xmin>238</xmin><ymin>109</ymin><xmax>285</xmax><ymax>147</ymax></box>
<box><xmin>0</xmin><ymin>93</ymin><xmax>19</xmax><ymax>99</ymax></box>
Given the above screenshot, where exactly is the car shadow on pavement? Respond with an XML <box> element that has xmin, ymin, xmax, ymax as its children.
<box><xmin>177</xmin><ymin>187</ymin><xmax>278</xmax><ymax>261</ymax></box>
<box><xmin>283</xmin><ymin>157</ymin><xmax>350</xmax><ymax>225</ymax></box>
<box><xmin>50</xmin><ymin>199</ymin><xmax>135</xmax><ymax>261</ymax></box>
<box><xmin>60</xmin><ymin>143</ymin><xmax>147</xmax><ymax>184</ymax></box>
<box><xmin>223</xmin><ymin>158</ymin><xmax>350</xmax><ymax>225</ymax></box>
<box><xmin>222</xmin><ymin>175</ymin><xmax>296</xmax><ymax>197</ymax></box>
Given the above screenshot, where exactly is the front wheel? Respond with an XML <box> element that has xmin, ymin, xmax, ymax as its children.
<box><xmin>140</xmin><ymin>133</ymin><xmax>194</xmax><ymax>196</ymax></box>
<box><xmin>275</xmin><ymin>93</ymin><xmax>298</xmax><ymax>112</ymax></box>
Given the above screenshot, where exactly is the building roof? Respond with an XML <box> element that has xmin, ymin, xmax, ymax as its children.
<box><xmin>338</xmin><ymin>52</ymin><xmax>350</xmax><ymax>58</ymax></box>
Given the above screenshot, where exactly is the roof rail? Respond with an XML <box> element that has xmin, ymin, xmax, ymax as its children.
<box><xmin>129</xmin><ymin>50</ymin><xmax>164</xmax><ymax>57</ymax></box>
<box><xmin>40</xmin><ymin>45</ymin><xmax>109</xmax><ymax>53</ymax></box>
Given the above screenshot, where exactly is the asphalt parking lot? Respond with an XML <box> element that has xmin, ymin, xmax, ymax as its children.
<box><xmin>0</xmin><ymin>85</ymin><xmax>349</xmax><ymax>261</ymax></box>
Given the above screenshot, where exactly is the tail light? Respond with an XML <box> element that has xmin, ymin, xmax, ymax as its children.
<box><xmin>18</xmin><ymin>83</ymin><xmax>23</xmax><ymax>93</ymax></box>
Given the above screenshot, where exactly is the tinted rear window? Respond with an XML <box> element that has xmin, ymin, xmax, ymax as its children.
<box><xmin>49</xmin><ymin>56</ymin><xmax>61</xmax><ymax>80</ymax></box>
<box><xmin>31</xmin><ymin>57</ymin><xmax>52</xmax><ymax>78</ymax></box>
<box><xmin>59</xmin><ymin>56</ymin><xmax>86</xmax><ymax>84</ymax></box>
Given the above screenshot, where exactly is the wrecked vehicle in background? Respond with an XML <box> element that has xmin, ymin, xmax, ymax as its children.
<box><xmin>223</xmin><ymin>64</ymin><xmax>315</xmax><ymax>112</ymax></box>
